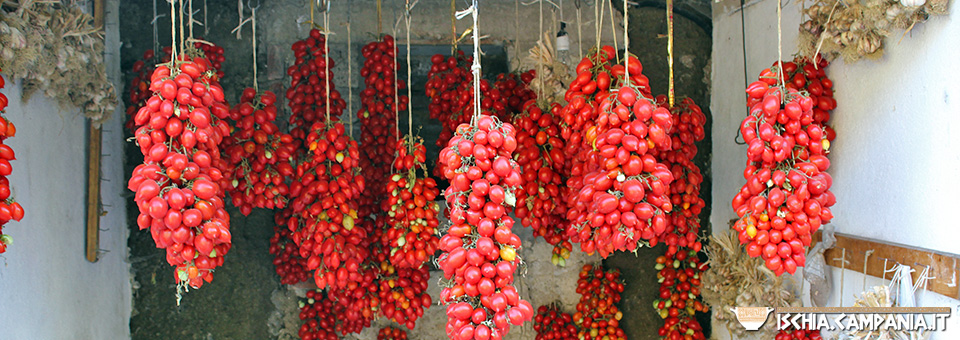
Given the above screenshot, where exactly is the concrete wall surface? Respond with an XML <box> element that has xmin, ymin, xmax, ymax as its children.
<box><xmin>710</xmin><ymin>0</ymin><xmax>960</xmax><ymax>338</ymax></box>
<box><xmin>0</xmin><ymin>0</ymin><xmax>131</xmax><ymax>338</ymax></box>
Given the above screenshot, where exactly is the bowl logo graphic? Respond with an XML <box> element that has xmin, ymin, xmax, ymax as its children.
<box><xmin>729</xmin><ymin>307</ymin><xmax>775</xmax><ymax>331</ymax></box>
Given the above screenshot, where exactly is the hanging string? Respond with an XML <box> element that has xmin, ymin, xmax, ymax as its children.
<box><xmin>575</xmin><ymin>0</ymin><xmax>582</xmax><ymax>60</ymax></box>
<box><xmin>667</xmin><ymin>0</ymin><xmax>675</xmax><ymax>107</ymax></box>
<box><xmin>594</xmin><ymin>0</ymin><xmax>602</xmax><ymax>53</ymax></box>
<box><xmin>324</xmin><ymin>8</ymin><xmax>332</xmax><ymax>122</ymax></box>
<box><xmin>152</xmin><ymin>0</ymin><xmax>159</xmax><ymax>58</ymax></box>
<box><xmin>609</xmin><ymin>0</ymin><xmax>619</xmax><ymax>62</ymax></box>
<box><xmin>393</xmin><ymin>9</ymin><xmax>401</xmax><ymax>139</ymax></box>
<box><xmin>405</xmin><ymin>0</ymin><xmax>414</xmax><ymax>143</ymax></box>
<box><xmin>455</xmin><ymin>1</ymin><xmax>482</xmax><ymax>124</ymax></box>
<box><xmin>188</xmin><ymin>0</ymin><xmax>194</xmax><ymax>40</ymax></box>
<box><xmin>622</xmin><ymin>0</ymin><xmax>628</xmax><ymax>81</ymax></box>
<box><xmin>515</xmin><ymin>0</ymin><xmax>520</xmax><ymax>69</ymax></box>
<box><xmin>347</xmin><ymin>6</ymin><xmax>353</xmax><ymax>138</ymax></box>
<box><xmin>377</xmin><ymin>0</ymin><xmax>383</xmax><ymax>37</ymax></box>
<box><xmin>251</xmin><ymin>5</ymin><xmax>259</xmax><ymax>91</ymax></box>
<box><xmin>777</xmin><ymin>0</ymin><xmax>785</xmax><ymax>96</ymax></box>
<box><xmin>537</xmin><ymin>0</ymin><xmax>543</xmax><ymax>102</ymax></box>
<box><xmin>733</xmin><ymin>0</ymin><xmax>748</xmax><ymax>145</ymax></box>
<box><xmin>204</xmin><ymin>0</ymin><xmax>209</xmax><ymax>35</ymax></box>
<box><xmin>169</xmin><ymin>0</ymin><xmax>178</xmax><ymax>64</ymax></box>
<box><xmin>451</xmin><ymin>0</ymin><xmax>458</xmax><ymax>52</ymax></box>
<box><xmin>178</xmin><ymin>0</ymin><xmax>185</xmax><ymax>59</ymax></box>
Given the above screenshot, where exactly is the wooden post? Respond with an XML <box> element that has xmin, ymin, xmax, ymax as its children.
<box><xmin>86</xmin><ymin>0</ymin><xmax>105</xmax><ymax>263</ymax></box>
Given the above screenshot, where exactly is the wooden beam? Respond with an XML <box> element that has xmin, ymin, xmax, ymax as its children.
<box><xmin>85</xmin><ymin>0</ymin><xmax>105</xmax><ymax>263</ymax></box>
<box><xmin>811</xmin><ymin>231</ymin><xmax>960</xmax><ymax>300</ymax></box>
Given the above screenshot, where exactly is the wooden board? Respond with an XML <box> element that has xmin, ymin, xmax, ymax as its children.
<box><xmin>85</xmin><ymin>0</ymin><xmax>104</xmax><ymax>263</ymax></box>
<box><xmin>811</xmin><ymin>231</ymin><xmax>960</xmax><ymax>299</ymax></box>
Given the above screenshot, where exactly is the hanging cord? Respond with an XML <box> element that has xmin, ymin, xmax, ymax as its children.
<box><xmin>451</xmin><ymin>0</ymin><xmax>458</xmax><ymax>52</ymax></box>
<box><xmin>537</xmin><ymin>0</ymin><xmax>543</xmax><ymax>102</ymax></box>
<box><xmin>393</xmin><ymin>8</ymin><xmax>401</xmax><ymax>139</ymax></box>
<box><xmin>152</xmin><ymin>0</ymin><xmax>159</xmax><ymax>58</ymax></box>
<box><xmin>178</xmin><ymin>0</ymin><xmax>185</xmax><ymax>59</ymax></box>
<box><xmin>667</xmin><ymin>0</ymin><xmax>674</xmax><ymax>107</ymax></box>
<box><xmin>515</xmin><ymin>0</ymin><xmax>521</xmax><ymax>69</ymax></box>
<box><xmin>169</xmin><ymin>0</ymin><xmax>178</xmax><ymax>64</ymax></box>
<box><xmin>776</xmin><ymin>0</ymin><xmax>785</xmax><ymax>99</ymax></box>
<box><xmin>405</xmin><ymin>0</ymin><xmax>414</xmax><ymax>143</ymax></box>
<box><xmin>609</xmin><ymin>0</ymin><xmax>619</xmax><ymax>62</ymax></box>
<box><xmin>733</xmin><ymin>0</ymin><xmax>748</xmax><ymax>145</ymax></box>
<box><xmin>251</xmin><ymin>4</ymin><xmax>259</xmax><ymax>91</ymax></box>
<box><xmin>377</xmin><ymin>0</ymin><xmax>383</xmax><ymax>37</ymax></box>
<box><xmin>324</xmin><ymin>6</ymin><xmax>332</xmax><ymax>122</ymax></box>
<box><xmin>575</xmin><ymin>0</ymin><xmax>582</xmax><ymax>60</ymax></box>
<box><xmin>233</xmin><ymin>0</ymin><xmax>246</xmax><ymax>39</ymax></box>
<box><xmin>347</xmin><ymin>6</ymin><xmax>353</xmax><ymax>138</ymax></box>
<box><xmin>204</xmin><ymin>0</ymin><xmax>209</xmax><ymax>35</ymax></box>
<box><xmin>456</xmin><ymin>1</ymin><xmax>482</xmax><ymax>124</ymax></box>
<box><xmin>594</xmin><ymin>0</ymin><xmax>601</xmax><ymax>53</ymax></box>
<box><xmin>188</xmin><ymin>0</ymin><xmax>194</xmax><ymax>40</ymax></box>
<box><xmin>622</xmin><ymin>0</ymin><xmax>628</xmax><ymax>81</ymax></box>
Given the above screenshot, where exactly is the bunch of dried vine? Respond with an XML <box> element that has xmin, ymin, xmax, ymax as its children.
<box><xmin>0</xmin><ymin>0</ymin><xmax>116</xmax><ymax>125</ymax></box>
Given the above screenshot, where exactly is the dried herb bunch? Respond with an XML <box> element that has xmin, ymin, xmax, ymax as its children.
<box><xmin>0</xmin><ymin>0</ymin><xmax>117</xmax><ymax>124</ymax></box>
<box><xmin>799</xmin><ymin>0</ymin><xmax>949</xmax><ymax>62</ymax></box>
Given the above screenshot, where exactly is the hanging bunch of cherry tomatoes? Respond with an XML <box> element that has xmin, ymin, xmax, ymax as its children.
<box><xmin>568</xmin><ymin>70</ymin><xmax>676</xmax><ymax>257</ymax></box>
<box><xmin>0</xmin><ymin>68</ymin><xmax>23</xmax><ymax>254</ymax></box>
<box><xmin>285</xmin><ymin>29</ymin><xmax>347</xmax><ymax>145</ymax></box>
<box><xmin>284</xmin><ymin>120</ymin><xmax>367</xmax><ymax>290</ymax></box>
<box><xmin>357</xmin><ymin>35</ymin><xmax>408</xmax><ymax>218</ymax></box>
<box><xmin>223</xmin><ymin>88</ymin><xmax>295</xmax><ymax>215</ymax></box>
<box><xmin>376</xmin><ymin>256</ymin><xmax>432</xmax><ymax>329</ymax></box>
<box><xmin>533</xmin><ymin>303</ymin><xmax>578</xmax><ymax>340</ymax></box>
<box><xmin>779</xmin><ymin>55</ymin><xmax>836</xmax><ymax>138</ymax></box>
<box><xmin>378</xmin><ymin>326</ymin><xmax>409</xmax><ymax>340</ymax></box>
<box><xmin>330</xmin><ymin>217</ymin><xmax>381</xmax><ymax>336</ymax></box>
<box><xmin>650</xmin><ymin>96</ymin><xmax>707</xmax><ymax>256</ymax></box>
<box><xmin>490</xmin><ymin>71</ymin><xmax>536</xmax><ymax>119</ymax></box>
<box><xmin>437</xmin><ymin>115</ymin><xmax>534</xmax><ymax>340</ymax></box>
<box><xmin>298</xmin><ymin>289</ymin><xmax>340</xmax><ymax>340</ymax></box>
<box><xmin>126</xmin><ymin>42</ymin><xmax>226</xmax><ymax>133</ymax></box>
<box><xmin>511</xmin><ymin>100</ymin><xmax>572</xmax><ymax>265</ymax></box>
<box><xmin>128</xmin><ymin>56</ymin><xmax>232</xmax><ymax>289</ymax></box>
<box><xmin>654</xmin><ymin>250</ymin><xmax>708</xmax><ymax>340</ymax></box>
<box><xmin>732</xmin><ymin>64</ymin><xmax>836</xmax><ymax>276</ymax></box>
<box><xmin>426</xmin><ymin>52</ymin><xmax>472</xmax><ymax>149</ymax></box>
<box><xmin>573</xmin><ymin>264</ymin><xmax>626</xmax><ymax>340</ymax></box>
<box><xmin>382</xmin><ymin>136</ymin><xmax>440</xmax><ymax>268</ymax></box>
<box><xmin>268</xmin><ymin>223</ymin><xmax>310</xmax><ymax>285</ymax></box>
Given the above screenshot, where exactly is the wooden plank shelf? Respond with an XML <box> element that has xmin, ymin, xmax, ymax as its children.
<box><xmin>811</xmin><ymin>231</ymin><xmax>960</xmax><ymax>300</ymax></box>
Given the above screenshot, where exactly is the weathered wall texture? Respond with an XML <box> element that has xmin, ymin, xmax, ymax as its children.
<box><xmin>0</xmin><ymin>0</ymin><xmax>131</xmax><ymax>338</ymax></box>
<box><xmin>710</xmin><ymin>0</ymin><xmax>960</xmax><ymax>338</ymax></box>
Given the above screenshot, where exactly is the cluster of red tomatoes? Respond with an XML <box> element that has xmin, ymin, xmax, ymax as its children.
<box><xmin>378</xmin><ymin>326</ymin><xmax>409</xmax><ymax>340</ymax></box>
<box><xmin>0</xmin><ymin>69</ymin><xmax>23</xmax><ymax>253</ymax></box>
<box><xmin>573</xmin><ymin>264</ymin><xmax>625</xmax><ymax>340</ymax></box>
<box><xmin>222</xmin><ymin>88</ymin><xmax>295</xmax><ymax>215</ymax></box>
<box><xmin>511</xmin><ymin>100</ymin><xmax>572</xmax><ymax>265</ymax></box>
<box><xmin>780</xmin><ymin>56</ymin><xmax>836</xmax><ymax>130</ymax></box>
<box><xmin>437</xmin><ymin>115</ymin><xmax>534</xmax><ymax>340</ymax></box>
<box><xmin>268</xmin><ymin>224</ymin><xmax>309</xmax><ymax>285</ymax></box>
<box><xmin>776</xmin><ymin>327</ymin><xmax>823</xmax><ymax>340</ymax></box>
<box><xmin>490</xmin><ymin>71</ymin><xmax>536</xmax><ymax>118</ymax></box>
<box><xmin>533</xmin><ymin>304</ymin><xmax>578</xmax><ymax>340</ymax></box>
<box><xmin>285</xmin><ymin>29</ymin><xmax>347</xmax><ymax>143</ymax></box>
<box><xmin>571</xmin><ymin>83</ymin><xmax>676</xmax><ymax>257</ymax></box>
<box><xmin>376</xmin><ymin>256</ymin><xmax>432</xmax><ymax>329</ymax></box>
<box><xmin>732</xmin><ymin>63</ymin><xmax>836</xmax><ymax>276</ymax></box>
<box><xmin>298</xmin><ymin>289</ymin><xmax>340</xmax><ymax>340</ymax></box>
<box><xmin>650</xmin><ymin>96</ymin><xmax>707</xmax><ymax>256</ymax></box>
<box><xmin>426</xmin><ymin>52</ymin><xmax>472</xmax><ymax>149</ymax></box>
<box><xmin>654</xmin><ymin>250</ymin><xmax>707</xmax><ymax>340</ymax></box>
<box><xmin>357</xmin><ymin>35</ymin><xmax>408</xmax><ymax>218</ymax></box>
<box><xmin>126</xmin><ymin>42</ymin><xmax>226</xmax><ymax>132</ymax></box>
<box><xmin>128</xmin><ymin>57</ymin><xmax>232</xmax><ymax>289</ymax></box>
<box><xmin>382</xmin><ymin>137</ymin><xmax>440</xmax><ymax>268</ymax></box>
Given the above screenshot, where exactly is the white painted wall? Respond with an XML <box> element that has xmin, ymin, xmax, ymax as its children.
<box><xmin>711</xmin><ymin>0</ymin><xmax>960</xmax><ymax>338</ymax></box>
<box><xmin>0</xmin><ymin>0</ymin><xmax>130</xmax><ymax>339</ymax></box>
